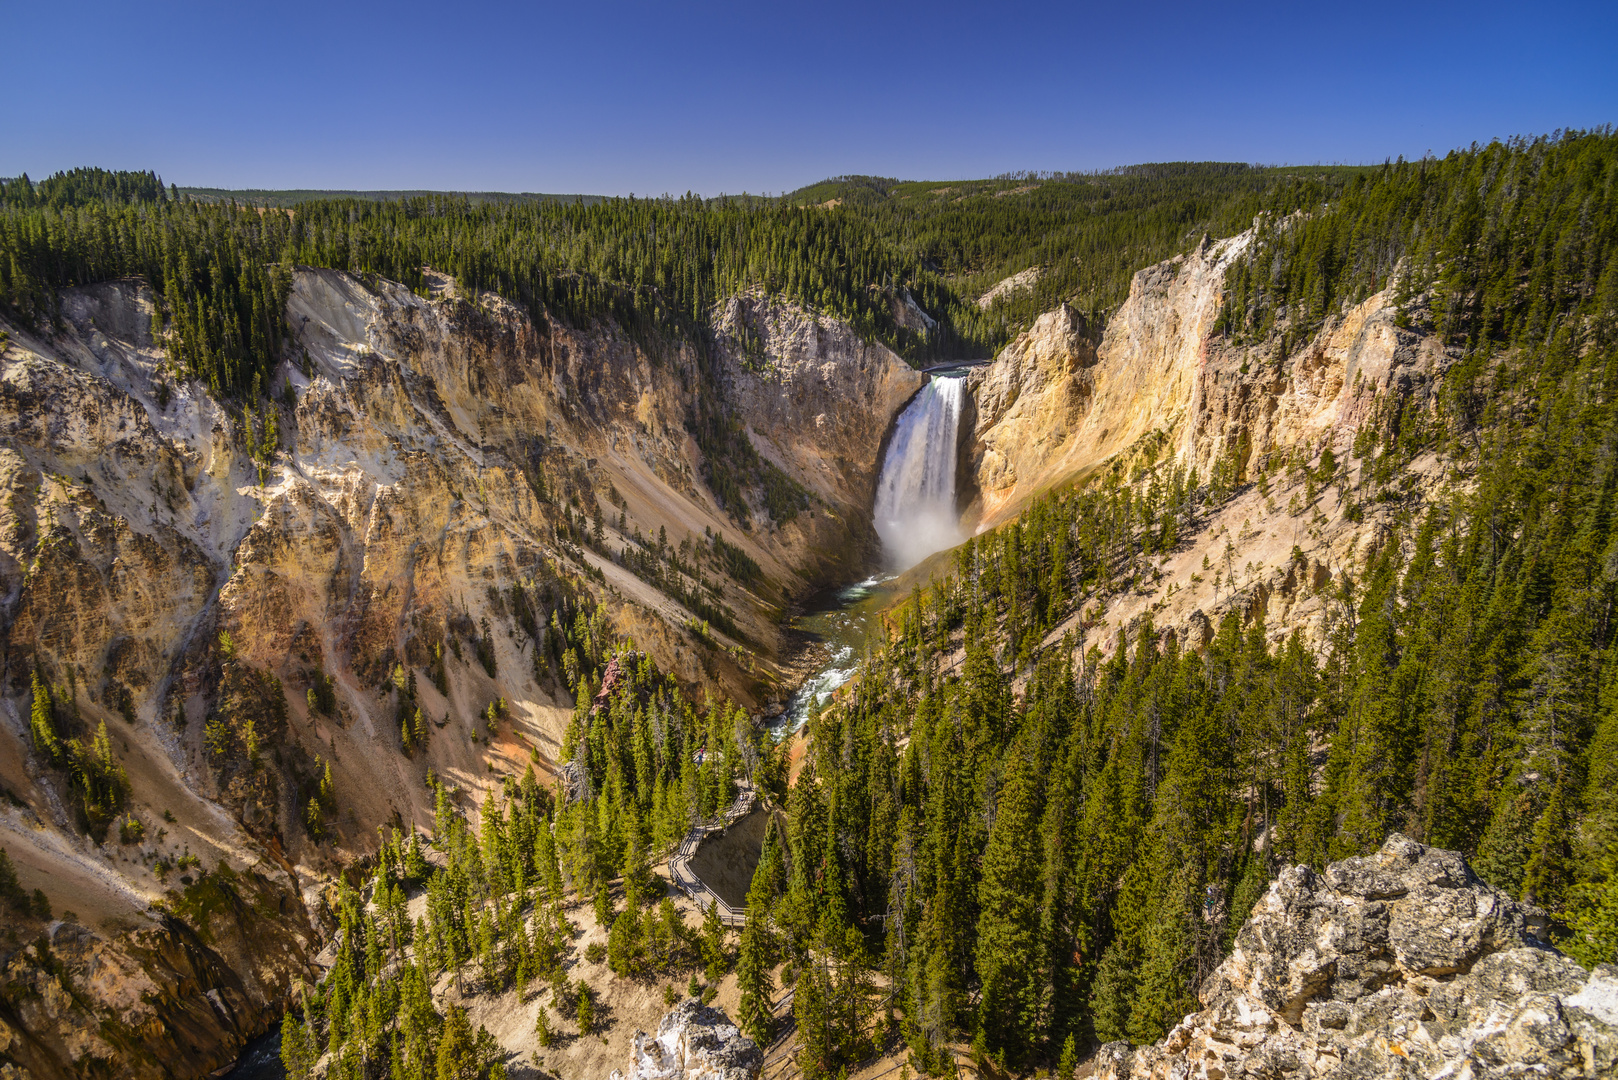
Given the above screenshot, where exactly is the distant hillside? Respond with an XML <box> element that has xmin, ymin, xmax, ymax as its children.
<box><xmin>777</xmin><ymin>163</ymin><xmax>1388</xmax><ymax>342</ymax></box>
<box><xmin>177</xmin><ymin>186</ymin><xmax>604</xmax><ymax>207</ymax></box>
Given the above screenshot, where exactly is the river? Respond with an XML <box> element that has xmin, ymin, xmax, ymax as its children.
<box><xmin>221</xmin><ymin>1028</ymin><xmax>284</xmax><ymax>1080</ymax></box>
<box><xmin>768</xmin><ymin>573</ymin><xmax>900</xmax><ymax>738</ymax></box>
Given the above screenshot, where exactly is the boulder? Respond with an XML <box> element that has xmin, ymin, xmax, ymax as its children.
<box><xmin>610</xmin><ymin>999</ymin><xmax>763</xmax><ymax>1080</ymax></box>
<box><xmin>1100</xmin><ymin>834</ymin><xmax>1618</xmax><ymax>1079</ymax></box>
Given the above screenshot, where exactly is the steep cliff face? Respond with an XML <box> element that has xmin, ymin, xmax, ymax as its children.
<box><xmin>958</xmin><ymin>302</ymin><xmax>1099</xmax><ymax>522</ymax></box>
<box><xmin>1181</xmin><ymin>279</ymin><xmax>1450</xmax><ymax>485</ymax></box>
<box><xmin>962</xmin><ymin>232</ymin><xmax>1455</xmax><ymax>655</ymax></box>
<box><xmin>0</xmin><ymin>866</ymin><xmax>320</xmax><ymax>1080</ymax></box>
<box><xmin>713</xmin><ymin>294</ymin><xmax>926</xmax><ymax>520</ymax></box>
<box><xmin>0</xmin><ymin>271</ymin><xmax>918</xmax><ymax>1078</ymax></box>
<box><xmin>965</xmin><ymin>231</ymin><xmax>1448</xmax><ymax>523</ymax></box>
<box><xmin>1098</xmin><ymin>835</ymin><xmax>1617</xmax><ymax>1079</ymax></box>
<box><xmin>963</xmin><ymin>234</ymin><xmax>1247</xmax><ymax>526</ymax></box>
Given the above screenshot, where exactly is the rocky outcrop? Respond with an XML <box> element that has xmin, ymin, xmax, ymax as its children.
<box><xmin>610</xmin><ymin>999</ymin><xmax>763</xmax><ymax>1080</ymax></box>
<box><xmin>963</xmin><ymin>231</ymin><xmax>1450</xmax><ymax>531</ymax></box>
<box><xmin>714</xmin><ymin>294</ymin><xmax>925</xmax><ymax>517</ymax></box>
<box><xmin>964</xmin><ymin>235</ymin><xmax>1245</xmax><ymax>526</ymax></box>
<box><xmin>1182</xmin><ymin>279</ymin><xmax>1450</xmax><ymax>488</ymax></box>
<box><xmin>1100</xmin><ymin>835</ymin><xmax>1618</xmax><ymax>1080</ymax></box>
<box><xmin>961</xmin><ymin>303</ymin><xmax>1097</xmax><ymax>520</ymax></box>
<box><xmin>892</xmin><ymin>288</ymin><xmax>938</xmax><ymax>334</ymax></box>
<box><xmin>977</xmin><ymin>265</ymin><xmax>1043</xmax><ymax>309</ymax></box>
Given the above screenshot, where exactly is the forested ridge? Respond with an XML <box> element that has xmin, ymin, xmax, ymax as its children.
<box><xmin>3</xmin><ymin>160</ymin><xmax>1359</xmax><ymax>402</ymax></box>
<box><xmin>177</xmin><ymin>187</ymin><xmax>604</xmax><ymax>209</ymax></box>
<box><xmin>1217</xmin><ymin>130</ymin><xmax>1618</xmax><ymax>355</ymax></box>
<box><xmin>783</xmin><ymin>163</ymin><xmax>1298</xmax><ymax>345</ymax></box>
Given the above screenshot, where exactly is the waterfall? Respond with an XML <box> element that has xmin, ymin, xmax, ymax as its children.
<box><xmin>873</xmin><ymin>374</ymin><xmax>966</xmax><ymax>569</ymax></box>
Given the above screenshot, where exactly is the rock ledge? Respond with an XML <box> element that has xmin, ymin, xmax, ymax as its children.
<box><xmin>1100</xmin><ymin>834</ymin><xmax>1617</xmax><ymax>1079</ymax></box>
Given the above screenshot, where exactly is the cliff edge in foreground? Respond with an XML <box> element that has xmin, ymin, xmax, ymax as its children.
<box><xmin>1099</xmin><ymin>835</ymin><xmax>1616</xmax><ymax>1079</ymax></box>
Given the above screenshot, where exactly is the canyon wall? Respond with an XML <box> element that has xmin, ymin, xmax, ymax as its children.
<box><xmin>714</xmin><ymin>294</ymin><xmax>926</xmax><ymax>519</ymax></box>
<box><xmin>0</xmin><ymin>272</ymin><xmax>916</xmax><ymax>1078</ymax></box>
<box><xmin>962</xmin><ymin>232</ymin><xmax>1455</xmax><ymax>655</ymax></box>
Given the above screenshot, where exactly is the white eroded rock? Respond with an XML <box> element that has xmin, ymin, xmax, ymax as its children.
<box><xmin>1097</xmin><ymin>834</ymin><xmax>1618</xmax><ymax>1079</ymax></box>
<box><xmin>976</xmin><ymin>265</ymin><xmax>1043</xmax><ymax>310</ymax></box>
<box><xmin>610</xmin><ymin>999</ymin><xmax>763</xmax><ymax>1080</ymax></box>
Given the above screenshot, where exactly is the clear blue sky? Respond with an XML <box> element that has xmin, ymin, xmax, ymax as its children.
<box><xmin>6</xmin><ymin>0</ymin><xmax>1614</xmax><ymax>196</ymax></box>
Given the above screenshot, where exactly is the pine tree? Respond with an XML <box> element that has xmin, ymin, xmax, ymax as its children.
<box><xmin>575</xmin><ymin>982</ymin><xmax>595</xmax><ymax>1036</ymax></box>
<box><xmin>1567</xmin><ymin>677</ymin><xmax>1618</xmax><ymax>965</ymax></box>
<box><xmin>1057</xmin><ymin>1034</ymin><xmax>1078</xmax><ymax>1080</ymax></box>
<box><xmin>1127</xmin><ymin>878</ymin><xmax>1195</xmax><ymax>1044</ymax></box>
<box><xmin>974</xmin><ymin>741</ymin><xmax>1044</xmax><ymax>1064</ymax></box>
<box><xmin>405</xmin><ymin>829</ymin><xmax>428</xmax><ymax>883</ymax></box>
<box><xmin>608</xmin><ymin>903</ymin><xmax>642</xmax><ymax>976</ymax></box>
<box><xmin>622</xmin><ymin>828</ymin><xmax>651</xmax><ymax>909</ymax></box>
<box><xmin>0</xmin><ymin>849</ymin><xmax>24</xmax><ymax>910</ymax></box>
<box><xmin>1088</xmin><ymin>936</ymin><xmax>1137</xmax><ymax>1045</ymax></box>
<box><xmin>535</xmin><ymin>810</ymin><xmax>564</xmax><ymax>906</ymax></box>
<box><xmin>29</xmin><ymin>668</ymin><xmax>60</xmax><ymax>762</ymax></box>
<box><xmin>435</xmin><ymin>1004</ymin><xmax>478</xmax><ymax>1080</ymax></box>
<box><xmin>701</xmin><ymin>897</ymin><xmax>728</xmax><ymax>984</ymax></box>
<box><xmin>534</xmin><ymin>1003</ymin><xmax>556</xmax><ymax>1048</ymax></box>
<box><xmin>735</xmin><ymin>898</ymin><xmax>775</xmax><ymax>1046</ymax></box>
<box><xmin>280</xmin><ymin>1006</ymin><xmax>319</xmax><ymax>1080</ymax></box>
<box><xmin>795</xmin><ymin>963</ymin><xmax>831</xmax><ymax>1080</ymax></box>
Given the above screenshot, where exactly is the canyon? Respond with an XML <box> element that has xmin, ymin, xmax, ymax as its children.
<box><xmin>0</xmin><ymin>270</ymin><xmax>919</xmax><ymax>1077</ymax></box>
<box><xmin>0</xmin><ymin>222</ymin><xmax>1536</xmax><ymax>1080</ymax></box>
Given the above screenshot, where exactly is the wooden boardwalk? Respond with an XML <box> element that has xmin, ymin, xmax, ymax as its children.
<box><xmin>666</xmin><ymin>782</ymin><xmax>755</xmax><ymax>926</ymax></box>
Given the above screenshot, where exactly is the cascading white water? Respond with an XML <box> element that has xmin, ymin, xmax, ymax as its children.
<box><xmin>766</xmin><ymin>375</ymin><xmax>967</xmax><ymax>740</ymax></box>
<box><xmin>873</xmin><ymin>374</ymin><xmax>966</xmax><ymax>569</ymax></box>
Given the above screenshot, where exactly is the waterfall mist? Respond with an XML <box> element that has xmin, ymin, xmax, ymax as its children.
<box><xmin>873</xmin><ymin>375</ymin><xmax>966</xmax><ymax>569</ymax></box>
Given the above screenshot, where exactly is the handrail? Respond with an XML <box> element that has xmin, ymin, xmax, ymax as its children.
<box><xmin>666</xmin><ymin>782</ymin><xmax>756</xmax><ymax>926</ymax></box>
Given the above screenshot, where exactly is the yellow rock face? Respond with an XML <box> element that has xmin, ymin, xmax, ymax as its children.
<box><xmin>960</xmin><ymin>232</ymin><xmax>1456</xmax><ymax>664</ymax></box>
<box><xmin>0</xmin><ymin>269</ymin><xmax>923</xmax><ymax>1079</ymax></box>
